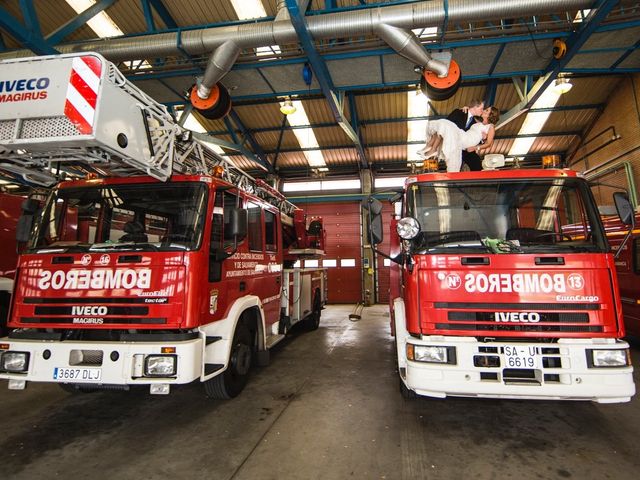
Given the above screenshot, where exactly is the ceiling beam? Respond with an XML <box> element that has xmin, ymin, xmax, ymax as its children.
<box><xmin>47</xmin><ymin>0</ymin><xmax>117</xmax><ymax>44</ymax></box>
<box><xmin>255</xmin><ymin>131</ymin><xmax>581</xmax><ymax>155</ymax></box>
<box><xmin>228</xmin><ymin>109</ymin><xmax>274</xmax><ymax>174</ymax></box>
<box><xmin>147</xmin><ymin>0</ymin><xmax>177</xmax><ymax>29</ymax></box>
<box><xmin>496</xmin><ymin>0</ymin><xmax>620</xmax><ymax>129</ymax></box>
<box><xmin>285</xmin><ymin>0</ymin><xmax>368</xmax><ymax>169</ymax></box>
<box><xmin>204</xmin><ymin>104</ymin><xmax>604</xmax><ymax>135</ymax></box>
<box><xmin>0</xmin><ymin>2</ymin><xmax>57</xmax><ymax>54</ymax></box>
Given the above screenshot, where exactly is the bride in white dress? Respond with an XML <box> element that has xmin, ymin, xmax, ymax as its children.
<box><xmin>417</xmin><ymin>106</ymin><xmax>500</xmax><ymax>172</ymax></box>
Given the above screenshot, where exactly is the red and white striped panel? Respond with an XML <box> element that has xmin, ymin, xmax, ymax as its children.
<box><xmin>64</xmin><ymin>56</ymin><xmax>102</xmax><ymax>135</ymax></box>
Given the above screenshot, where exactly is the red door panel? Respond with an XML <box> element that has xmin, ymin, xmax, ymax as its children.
<box><xmin>295</xmin><ymin>203</ymin><xmax>362</xmax><ymax>303</ymax></box>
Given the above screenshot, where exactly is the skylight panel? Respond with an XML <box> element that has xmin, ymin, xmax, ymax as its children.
<box><xmin>508</xmin><ymin>85</ymin><xmax>564</xmax><ymax>157</ymax></box>
<box><xmin>280</xmin><ymin>100</ymin><xmax>327</xmax><ymax>168</ymax></box>
<box><xmin>412</xmin><ymin>27</ymin><xmax>438</xmax><ymax>39</ymax></box>
<box><xmin>229</xmin><ymin>0</ymin><xmax>268</xmax><ymax>20</ymax></box>
<box><xmin>180</xmin><ymin>112</ymin><xmax>226</xmax><ymax>155</ymax></box>
<box><xmin>573</xmin><ymin>9</ymin><xmax>592</xmax><ymax>23</ymax></box>
<box><xmin>66</xmin><ymin>1</ymin><xmax>150</xmax><ymax>69</ymax></box>
<box><xmin>65</xmin><ymin>0</ymin><xmax>124</xmax><ymax>38</ymax></box>
<box><xmin>407</xmin><ymin>89</ymin><xmax>429</xmax><ymax>164</ymax></box>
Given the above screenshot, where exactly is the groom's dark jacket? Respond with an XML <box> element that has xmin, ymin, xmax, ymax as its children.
<box><xmin>446</xmin><ymin>108</ymin><xmax>482</xmax><ymax>171</ymax></box>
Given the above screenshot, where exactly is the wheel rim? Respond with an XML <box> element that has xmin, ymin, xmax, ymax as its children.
<box><xmin>231</xmin><ymin>342</ymin><xmax>252</xmax><ymax>376</ymax></box>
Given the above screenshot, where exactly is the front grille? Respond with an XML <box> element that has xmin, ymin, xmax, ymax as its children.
<box><xmin>24</xmin><ymin>297</ymin><xmax>169</xmax><ymax>304</ymax></box>
<box><xmin>435</xmin><ymin>302</ymin><xmax>600</xmax><ymax>311</ymax></box>
<box><xmin>448</xmin><ymin>311</ymin><xmax>590</xmax><ymax>323</ymax></box>
<box><xmin>21</xmin><ymin>317</ymin><xmax>166</xmax><ymax>325</ymax></box>
<box><xmin>434</xmin><ymin>302</ymin><xmax>602</xmax><ymax>334</ymax></box>
<box><xmin>70</xmin><ymin>349</ymin><xmax>103</xmax><ymax>366</ymax></box>
<box><xmin>34</xmin><ymin>306</ymin><xmax>149</xmax><ymax>315</ymax></box>
<box><xmin>436</xmin><ymin>323</ymin><xmax>603</xmax><ymax>333</ymax></box>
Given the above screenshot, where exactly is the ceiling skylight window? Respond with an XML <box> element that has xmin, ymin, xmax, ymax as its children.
<box><xmin>508</xmin><ymin>83</ymin><xmax>566</xmax><ymax>157</ymax></box>
<box><xmin>66</xmin><ymin>1</ymin><xmax>150</xmax><ymax>69</ymax></box>
<box><xmin>407</xmin><ymin>89</ymin><xmax>429</xmax><ymax>164</ymax></box>
<box><xmin>375</xmin><ymin>177</ymin><xmax>407</xmax><ymax>189</ymax></box>
<box><xmin>65</xmin><ymin>0</ymin><xmax>124</xmax><ymax>38</ymax></box>
<box><xmin>281</xmin><ymin>100</ymin><xmax>327</xmax><ymax>168</ymax></box>
<box><xmin>412</xmin><ymin>27</ymin><xmax>438</xmax><ymax>39</ymax></box>
<box><xmin>229</xmin><ymin>0</ymin><xmax>281</xmax><ymax>57</ymax></box>
<box><xmin>180</xmin><ymin>112</ymin><xmax>226</xmax><ymax>155</ymax></box>
<box><xmin>283</xmin><ymin>178</ymin><xmax>361</xmax><ymax>192</ymax></box>
<box><xmin>573</xmin><ymin>9</ymin><xmax>592</xmax><ymax>23</ymax></box>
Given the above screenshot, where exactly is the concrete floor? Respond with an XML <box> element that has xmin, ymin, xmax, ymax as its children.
<box><xmin>1</xmin><ymin>304</ymin><xmax>639</xmax><ymax>480</ymax></box>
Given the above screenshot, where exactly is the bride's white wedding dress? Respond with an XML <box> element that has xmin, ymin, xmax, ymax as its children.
<box><xmin>419</xmin><ymin>120</ymin><xmax>491</xmax><ymax>172</ymax></box>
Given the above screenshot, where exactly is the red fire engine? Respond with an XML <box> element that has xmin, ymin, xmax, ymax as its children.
<box><xmin>0</xmin><ymin>53</ymin><xmax>326</xmax><ymax>397</ymax></box>
<box><xmin>603</xmin><ymin>212</ymin><xmax>640</xmax><ymax>339</ymax></box>
<box><xmin>365</xmin><ymin>169</ymin><xmax>636</xmax><ymax>403</ymax></box>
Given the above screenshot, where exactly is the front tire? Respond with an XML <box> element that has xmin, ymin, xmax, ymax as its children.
<box><xmin>204</xmin><ymin>322</ymin><xmax>253</xmax><ymax>399</ymax></box>
<box><xmin>304</xmin><ymin>291</ymin><xmax>322</xmax><ymax>331</ymax></box>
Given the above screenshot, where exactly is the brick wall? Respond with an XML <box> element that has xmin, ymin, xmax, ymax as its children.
<box><xmin>569</xmin><ymin>74</ymin><xmax>640</xmax><ymax>208</ymax></box>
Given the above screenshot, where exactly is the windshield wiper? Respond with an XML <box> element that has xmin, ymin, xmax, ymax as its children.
<box><xmin>519</xmin><ymin>244</ymin><xmax>596</xmax><ymax>253</ymax></box>
<box><xmin>90</xmin><ymin>242</ymin><xmax>160</xmax><ymax>252</ymax></box>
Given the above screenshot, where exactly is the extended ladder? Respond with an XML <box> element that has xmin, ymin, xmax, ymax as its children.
<box><xmin>0</xmin><ymin>52</ymin><xmax>296</xmax><ymax>217</ymax></box>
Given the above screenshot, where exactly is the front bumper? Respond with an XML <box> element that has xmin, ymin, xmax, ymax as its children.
<box><xmin>401</xmin><ymin>336</ymin><xmax>635</xmax><ymax>403</ymax></box>
<box><xmin>0</xmin><ymin>337</ymin><xmax>204</xmax><ymax>387</ymax></box>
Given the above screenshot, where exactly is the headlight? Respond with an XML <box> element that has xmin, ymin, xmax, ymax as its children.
<box><xmin>589</xmin><ymin>349</ymin><xmax>630</xmax><ymax>368</ymax></box>
<box><xmin>407</xmin><ymin>344</ymin><xmax>455</xmax><ymax>364</ymax></box>
<box><xmin>396</xmin><ymin>217</ymin><xmax>420</xmax><ymax>240</ymax></box>
<box><xmin>0</xmin><ymin>351</ymin><xmax>30</xmax><ymax>372</ymax></box>
<box><xmin>144</xmin><ymin>355</ymin><xmax>177</xmax><ymax>377</ymax></box>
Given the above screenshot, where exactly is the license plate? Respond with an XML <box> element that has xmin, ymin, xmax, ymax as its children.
<box><xmin>53</xmin><ymin>367</ymin><xmax>102</xmax><ymax>382</ymax></box>
<box><xmin>503</xmin><ymin>345</ymin><xmax>539</xmax><ymax>369</ymax></box>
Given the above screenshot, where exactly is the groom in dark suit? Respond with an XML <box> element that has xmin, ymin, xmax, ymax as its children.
<box><xmin>446</xmin><ymin>99</ymin><xmax>485</xmax><ymax>171</ymax></box>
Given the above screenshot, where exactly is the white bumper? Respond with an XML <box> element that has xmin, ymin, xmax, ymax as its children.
<box><xmin>393</xmin><ymin>299</ymin><xmax>636</xmax><ymax>403</ymax></box>
<box><xmin>0</xmin><ymin>336</ymin><xmax>204</xmax><ymax>387</ymax></box>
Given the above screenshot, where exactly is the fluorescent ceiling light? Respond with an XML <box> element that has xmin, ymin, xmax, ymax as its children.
<box><xmin>281</xmin><ymin>100</ymin><xmax>327</xmax><ymax>168</ymax></box>
<box><xmin>407</xmin><ymin>89</ymin><xmax>429</xmax><ymax>164</ymax></box>
<box><xmin>508</xmin><ymin>84</ymin><xmax>565</xmax><ymax>157</ymax></box>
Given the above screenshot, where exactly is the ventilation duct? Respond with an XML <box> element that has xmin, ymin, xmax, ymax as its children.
<box><xmin>0</xmin><ymin>0</ymin><xmax>593</xmax><ymax>64</ymax></box>
<box><xmin>0</xmin><ymin>0</ymin><xmax>594</xmax><ymax>115</ymax></box>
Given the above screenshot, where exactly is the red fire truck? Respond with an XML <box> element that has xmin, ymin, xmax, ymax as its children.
<box><xmin>0</xmin><ymin>53</ymin><xmax>326</xmax><ymax>397</ymax></box>
<box><xmin>365</xmin><ymin>169</ymin><xmax>636</xmax><ymax>403</ymax></box>
<box><xmin>603</xmin><ymin>212</ymin><xmax>640</xmax><ymax>339</ymax></box>
<box><xmin>0</xmin><ymin>191</ymin><xmax>25</xmax><ymax>336</ymax></box>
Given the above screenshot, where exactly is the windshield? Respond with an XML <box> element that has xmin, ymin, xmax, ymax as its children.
<box><xmin>29</xmin><ymin>182</ymin><xmax>208</xmax><ymax>252</ymax></box>
<box><xmin>405</xmin><ymin>178</ymin><xmax>607</xmax><ymax>254</ymax></box>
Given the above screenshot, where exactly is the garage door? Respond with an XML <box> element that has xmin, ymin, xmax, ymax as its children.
<box><xmin>297</xmin><ymin>202</ymin><xmax>362</xmax><ymax>304</ymax></box>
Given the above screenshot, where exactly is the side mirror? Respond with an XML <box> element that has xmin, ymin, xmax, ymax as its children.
<box><xmin>362</xmin><ymin>197</ymin><xmax>384</xmax><ymax>245</ymax></box>
<box><xmin>613</xmin><ymin>192</ymin><xmax>635</xmax><ymax>226</ymax></box>
<box><xmin>16</xmin><ymin>198</ymin><xmax>40</xmax><ymax>244</ymax></box>
<box><xmin>229</xmin><ymin>208</ymin><xmax>247</xmax><ymax>241</ymax></box>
